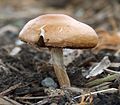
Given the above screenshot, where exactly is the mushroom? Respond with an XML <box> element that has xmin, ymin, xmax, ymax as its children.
<box><xmin>19</xmin><ymin>14</ymin><xmax>98</xmax><ymax>88</ymax></box>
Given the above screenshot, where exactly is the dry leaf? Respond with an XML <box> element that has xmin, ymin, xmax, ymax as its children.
<box><xmin>86</xmin><ymin>56</ymin><xmax>111</xmax><ymax>78</ymax></box>
<box><xmin>93</xmin><ymin>30</ymin><xmax>120</xmax><ymax>53</ymax></box>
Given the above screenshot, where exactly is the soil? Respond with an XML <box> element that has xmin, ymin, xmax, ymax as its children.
<box><xmin>0</xmin><ymin>30</ymin><xmax>120</xmax><ymax>105</ymax></box>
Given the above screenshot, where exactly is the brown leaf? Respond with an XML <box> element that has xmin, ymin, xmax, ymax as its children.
<box><xmin>93</xmin><ymin>30</ymin><xmax>120</xmax><ymax>53</ymax></box>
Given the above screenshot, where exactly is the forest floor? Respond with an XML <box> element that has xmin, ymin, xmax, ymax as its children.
<box><xmin>0</xmin><ymin>0</ymin><xmax>120</xmax><ymax>104</ymax></box>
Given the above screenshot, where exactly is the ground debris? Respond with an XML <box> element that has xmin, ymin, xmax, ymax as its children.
<box><xmin>0</xmin><ymin>96</ymin><xmax>22</xmax><ymax>105</ymax></box>
<box><xmin>9</xmin><ymin>47</ymin><xmax>21</xmax><ymax>56</ymax></box>
<box><xmin>0</xmin><ymin>0</ymin><xmax>120</xmax><ymax>104</ymax></box>
<box><xmin>0</xmin><ymin>83</ymin><xmax>21</xmax><ymax>96</ymax></box>
<box><xmin>86</xmin><ymin>74</ymin><xmax>119</xmax><ymax>87</ymax></box>
<box><xmin>86</xmin><ymin>56</ymin><xmax>111</xmax><ymax>78</ymax></box>
<box><xmin>93</xmin><ymin>30</ymin><xmax>120</xmax><ymax>53</ymax></box>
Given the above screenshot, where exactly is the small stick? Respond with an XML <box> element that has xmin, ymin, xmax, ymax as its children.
<box><xmin>15</xmin><ymin>94</ymin><xmax>62</xmax><ymax>100</ymax></box>
<box><xmin>0</xmin><ymin>83</ymin><xmax>21</xmax><ymax>96</ymax></box>
<box><xmin>78</xmin><ymin>56</ymin><xmax>95</xmax><ymax>67</ymax></box>
<box><xmin>90</xmin><ymin>62</ymin><xmax>120</xmax><ymax>68</ymax></box>
<box><xmin>86</xmin><ymin>74</ymin><xmax>119</xmax><ymax>87</ymax></box>
<box><xmin>35</xmin><ymin>99</ymin><xmax>48</xmax><ymax>105</ymax></box>
<box><xmin>104</xmin><ymin>68</ymin><xmax>120</xmax><ymax>74</ymax></box>
<box><xmin>91</xmin><ymin>82</ymin><xmax>111</xmax><ymax>90</ymax></box>
<box><xmin>110</xmin><ymin>63</ymin><xmax>120</xmax><ymax>67</ymax></box>
<box><xmin>6</xmin><ymin>63</ymin><xmax>23</xmax><ymax>74</ymax></box>
<box><xmin>73</xmin><ymin>88</ymin><xmax>118</xmax><ymax>100</ymax></box>
<box><xmin>2</xmin><ymin>96</ymin><xmax>22</xmax><ymax>105</ymax></box>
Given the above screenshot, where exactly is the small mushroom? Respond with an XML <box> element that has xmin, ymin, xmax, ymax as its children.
<box><xmin>19</xmin><ymin>14</ymin><xmax>98</xmax><ymax>88</ymax></box>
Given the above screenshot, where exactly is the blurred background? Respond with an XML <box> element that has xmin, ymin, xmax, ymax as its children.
<box><xmin>0</xmin><ymin>0</ymin><xmax>120</xmax><ymax>31</ymax></box>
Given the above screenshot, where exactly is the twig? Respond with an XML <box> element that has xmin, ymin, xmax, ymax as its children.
<box><xmin>90</xmin><ymin>62</ymin><xmax>120</xmax><ymax>68</ymax></box>
<box><xmin>86</xmin><ymin>74</ymin><xmax>119</xmax><ymax>87</ymax></box>
<box><xmin>91</xmin><ymin>82</ymin><xmax>111</xmax><ymax>90</ymax></box>
<box><xmin>0</xmin><ymin>83</ymin><xmax>21</xmax><ymax>96</ymax></box>
<box><xmin>6</xmin><ymin>63</ymin><xmax>23</xmax><ymax>74</ymax></box>
<box><xmin>2</xmin><ymin>96</ymin><xmax>22</xmax><ymax>105</ymax></box>
<box><xmin>73</xmin><ymin>88</ymin><xmax>118</xmax><ymax>100</ymax></box>
<box><xmin>34</xmin><ymin>99</ymin><xmax>49</xmax><ymax>105</ymax></box>
<box><xmin>78</xmin><ymin>56</ymin><xmax>95</xmax><ymax>67</ymax></box>
<box><xmin>104</xmin><ymin>68</ymin><xmax>120</xmax><ymax>74</ymax></box>
<box><xmin>15</xmin><ymin>94</ymin><xmax>62</xmax><ymax>100</ymax></box>
<box><xmin>110</xmin><ymin>63</ymin><xmax>120</xmax><ymax>67</ymax></box>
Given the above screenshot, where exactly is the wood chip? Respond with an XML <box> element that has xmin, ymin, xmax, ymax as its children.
<box><xmin>86</xmin><ymin>56</ymin><xmax>111</xmax><ymax>78</ymax></box>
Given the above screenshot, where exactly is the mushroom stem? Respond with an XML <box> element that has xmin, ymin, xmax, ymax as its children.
<box><xmin>50</xmin><ymin>48</ymin><xmax>71</xmax><ymax>88</ymax></box>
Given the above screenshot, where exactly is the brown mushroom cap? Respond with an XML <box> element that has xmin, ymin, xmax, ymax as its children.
<box><xmin>19</xmin><ymin>14</ymin><xmax>98</xmax><ymax>48</ymax></box>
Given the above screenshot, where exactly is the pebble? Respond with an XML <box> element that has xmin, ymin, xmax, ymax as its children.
<box><xmin>41</xmin><ymin>77</ymin><xmax>57</xmax><ymax>88</ymax></box>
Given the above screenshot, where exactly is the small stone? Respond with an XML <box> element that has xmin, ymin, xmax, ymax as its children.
<box><xmin>41</xmin><ymin>77</ymin><xmax>57</xmax><ymax>88</ymax></box>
